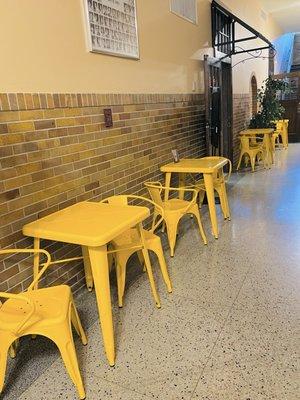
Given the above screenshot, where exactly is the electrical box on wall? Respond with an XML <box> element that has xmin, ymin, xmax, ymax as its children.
<box><xmin>104</xmin><ymin>108</ymin><xmax>113</xmax><ymax>128</ymax></box>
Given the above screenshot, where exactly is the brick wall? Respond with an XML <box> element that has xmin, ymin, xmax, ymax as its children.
<box><xmin>232</xmin><ymin>94</ymin><xmax>251</xmax><ymax>166</ymax></box>
<box><xmin>0</xmin><ymin>93</ymin><xmax>206</xmax><ymax>294</ymax></box>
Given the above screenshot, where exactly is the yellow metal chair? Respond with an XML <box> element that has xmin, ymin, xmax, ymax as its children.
<box><xmin>187</xmin><ymin>157</ymin><xmax>232</xmax><ymax>220</ymax></box>
<box><xmin>100</xmin><ymin>195</ymin><xmax>172</xmax><ymax>308</ymax></box>
<box><xmin>283</xmin><ymin>119</ymin><xmax>289</xmax><ymax>148</ymax></box>
<box><xmin>236</xmin><ymin>135</ymin><xmax>265</xmax><ymax>172</ymax></box>
<box><xmin>0</xmin><ymin>249</ymin><xmax>87</xmax><ymax>400</ymax></box>
<box><xmin>275</xmin><ymin>119</ymin><xmax>289</xmax><ymax>149</ymax></box>
<box><xmin>272</xmin><ymin>130</ymin><xmax>280</xmax><ymax>151</ymax></box>
<box><xmin>144</xmin><ymin>182</ymin><xmax>207</xmax><ymax>257</ymax></box>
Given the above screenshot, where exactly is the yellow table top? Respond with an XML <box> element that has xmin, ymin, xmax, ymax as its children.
<box><xmin>160</xmin><ymin>157</ymin><xmax>228</xmax><ymax>174</ymax></box>
<box><xmin>240</xmin><ymin>128</ymin><xmax>274</xmax><ymax>135</ymax></box>
<box><xmin>23</xmin><ymin>201</ymin><xmax>150</xmax><ymax>247</ymax></box>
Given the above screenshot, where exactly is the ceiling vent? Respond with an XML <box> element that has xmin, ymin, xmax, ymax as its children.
<box><xmin>170</xmin><ymin>0</ymin><xmax>197</xmax><ymax>24</ymax></box>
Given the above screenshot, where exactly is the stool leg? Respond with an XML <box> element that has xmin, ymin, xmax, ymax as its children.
<box><xmin>151</xmin><ymin>211</ymin><xmax>159</xmax><ymax>231</ymax></box>
<box><xmin>0</xmin><ymin>334</ymin><xmax>14</xmax><ymax>393</ymax></box>
<box><xmin>191</xmin><ymin>207</ymin><xmax>207</xmax><ymax>245</ymax></box>
<box><xmin>165</xmin><ymin>217</ymin><xmax>180</xmax><ymax>257</ymax></box>
<box><xmin>71</xmin><ymin>301</ymin><xmax>87</xmax><ymax>345</ymax></box>
<box><xmin>151</xmin><ymin>240</ymin><xmax>172</xmax><ymax>293</ymax></box>
<box><xmin>82</xmin><ymin>246</ymin><xmax>93</xmax><ymax>292</ymax></box>
<box><xmin>33</xmin><ymin>237</ymin><xmax>40</xmax><ymax>290</ymax></box>
<box><xmin>221</xmin><ymin>182</ymin><xmax>231</xmax><ymax>220</ymax></box>
<box><xmin>9</xmin><ymin>339</ymin><xmax>18</xmax><ymax>359</ymax></box>
<box><xmin>198</xmin><ymin>190</ymin><xmax>206</xmax><ymax>208</ymax></box>
<box><xmin>250</xmin><ymin>155</ymin><xmax>256</xmax><ymax>172</ymax></box>
<box><xmin>137</xmin><ymin>224</ymin><xmax>161</xmax><ymax>308</ymax></box>
<box><xmin>215</xmin><ymin>186</ymin><xmax>226</xmax><ymax>219</ymax></box>
<box><xmin>48</xmin><ymin>325</ymin><xmax>86</xmax><ymax>400</ymax></box>
<box><xmin>137</xmin><ymin>250</ymin><xmax>145</xmax><ymax>272</ymax></box>
<box><xmin>115</xmin><ymin>253</ymin><xmax>128</xmax><ymax>308</ymax></box>
<box><xmin>236</xmin><ymin>151</ymin><xmax>243</xmax><ymax>170</ymax></box>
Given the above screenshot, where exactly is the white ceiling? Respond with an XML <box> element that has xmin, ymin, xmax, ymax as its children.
<box><xmin>259</xmin><ymin>0</ymin><xmax>300</xmax><ymax>33</ymax></box>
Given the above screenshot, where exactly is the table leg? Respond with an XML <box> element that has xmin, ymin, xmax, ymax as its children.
<box><xmin>88</xmin><ymin>245</ymin><xmax>115</xmax><ymax>366</ymax></box>
<box><xmin>220</xmin><ymin>181</ymin><xmax>231</xmax><ymax>220</ymax></box>
<box><xmin>203</xmin><ymin>173</ymin><xmax>218</xmax><ymax>239</ymax></box>
<box><xmin>137</xmin><ymin>223</ymin><xmax>161</xmax><ymax>308</ymax></box>
<box><xmin>164</xmin><ymin>172</ymin><xmax>171</xmax><ymax>201</ymax></box>
<box><xmin>33</xmin><ymin>237</ymin><xmax>40</xmax><ymax>290</ymax></box>
<box><xmin>178</xmin><ymin>173</ymin><xmax>186</xmax><ymax>200</ymax></box>
<box><xmin>263</xmin><ymin>135</ymin><xmax>272</xmax><ymax>169</ymax></box>
<box><xmin>81</xmin><ymin>246</ymin><xmax>94</xmax><ymax>292</ymax></box>
<box><xmin>268</xmin><ymin>134</ymin><xmax>274</xmax><ymax>164</ymax></box>
<box><xmin>282</xmin><ymin>130</ymin><xmax>288</xmax><ymax>149</ymax></box>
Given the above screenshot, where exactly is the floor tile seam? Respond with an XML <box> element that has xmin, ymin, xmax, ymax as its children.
<box><xmin>89</xmin><ymin>375</ymin><xmax>155</xmax><ymax>399</ymax></box>
<box><xmin>83</xmin><ymin>372</ymin><xmax>162</xmax><ymax>399</ymax></box>
<box><xmin>166</xmin><ymin>285</ymin><xmax>246</xmax><ymax>311</ymax></box>
<box><xmin>158</xmin><ymin>294</ymin><xmax>234</xmax><ymax>316</ymax></box>
<box><xmin>188</xmin><ymin>264</ymin><xmax>254</xmax><ymax>399</ymax></box>
<box><xmin>18</xmin><ymin>373</ymin><xmax>153</xmax><ymax>400</ymax></box>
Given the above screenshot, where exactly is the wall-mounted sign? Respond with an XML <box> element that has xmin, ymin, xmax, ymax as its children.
<box><xmin>170</xmin><ymin>0</ymin><xmax>197</xmax><ymax>25</ymax></box>
<box><xmin>84</xmin><ymin>0</ymin><xmax>139</xmax><ymax>59</ymax></box>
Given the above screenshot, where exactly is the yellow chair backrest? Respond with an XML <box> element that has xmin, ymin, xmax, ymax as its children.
<box><xmin>276</xmin><ymin>121</ymin><xmax>284</xmax><ymax>132</ymax></box>
<box><xmin>101</xmin><ymin>195</ymin><xmax>128</xmax><ymax>206</ymax></box>
<box><xmin>100</xmin><ymin>194</ymin><xmax>164</xmax><ymax>233</ymax></box>
<box><xmin>143</xmin><ymin>182</ymin><xmax>164</xmax><ymax>208</ymax></box>
<box><xmin>201</xmin><ymin>156</ymin><xmax>232</xmax><ymax>182</ymax></box>
<box><xmin>240</xmin><ymin>135</ymin><xmax>251</xmax><ymax>150</ymax></box>
<box><xmin>0</xmin><ymin>249</ymin><xmax>51</xmax><ymax>334</ymax></box>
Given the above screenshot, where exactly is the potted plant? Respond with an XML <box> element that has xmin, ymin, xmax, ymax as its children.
<box><xmin>249</xmin><ymin>77</ymin><xmax>288</xmax><ymax>129</ymax></box>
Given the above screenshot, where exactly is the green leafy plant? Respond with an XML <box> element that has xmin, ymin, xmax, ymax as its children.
<box><xmin>249</xmin><ymin>77</ymin><xmax>288</xmax><ymax>129</ymax></box>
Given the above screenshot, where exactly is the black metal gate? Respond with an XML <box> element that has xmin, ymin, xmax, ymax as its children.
<box><xmin>204</xmin><ymin>56</ymin><xmax>233</xmax><ymax>160</ymax></box>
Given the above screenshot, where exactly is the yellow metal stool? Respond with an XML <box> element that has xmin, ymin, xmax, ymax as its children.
<box><xmin>100</xmin><ymin>195</ymin><xmax>172</xmax><ymax>307</ymax></box>
<box><xmin>145</xmin><ymin>182</ymin><xmax>207</xmax><ymax>257</ymax></box>
<box><xmin>0</xmin><ymin>249</ymin><xmax>87</xmax><ymax>400</ymax></box>
<box><xmin>236</xmin><ymin>135</ymin><xmax>265</xmax><ymax>172</ymax></box>
<box><xmin>275</xmin><ymin>119</ymin><xmax>289</xmax><ymax>149</ymax></box>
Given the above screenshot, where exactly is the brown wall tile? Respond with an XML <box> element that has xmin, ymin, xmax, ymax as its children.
<box><xmin>8</xmin><ymin>94</ymin><xmax>18</xmax><ymax>110</ymax></box>
<box><xmin>34</xmin><ymin>119</ymin><xmax>56</xmax><ymax>130</ymax></box>
<box><xmin>8</xmin><ymin>121</ymin><xmax>34</xmax><ymax>133</ymax></box>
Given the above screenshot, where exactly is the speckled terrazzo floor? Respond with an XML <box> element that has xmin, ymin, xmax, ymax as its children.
<box><xmin>1</xmin><ymin>145</ymin><xmax>299</xmax><ymax>400</ymax></box>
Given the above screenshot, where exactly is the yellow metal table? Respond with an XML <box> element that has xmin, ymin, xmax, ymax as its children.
<box><xmin>23</xmin><ymin>201</ymin><xmax>153</xmax><ymax>367</ymax></box>
<box><xmin>239</xmin><ymin>128</ymin><xmax>274</xmax><ymax>168</ymax></box>
<box><xmin>160</xmin><ymin>157</ymin><xmax>228</xmax><ymax>239</ymax></box>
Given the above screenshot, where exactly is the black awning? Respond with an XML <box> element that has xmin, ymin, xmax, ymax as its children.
<box><xmin>211</xmin><ymin>0</ymin><xmax>274</xmax><ymax>57</ymax></box>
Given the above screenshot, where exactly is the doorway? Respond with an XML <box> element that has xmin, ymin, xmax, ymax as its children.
<box><xmin>274</xmin><ymin>72</ymin><xmax>300</xmax><ymax>142</ymax></box>
<box><xmin>204</xmin><ymin>55</ymin><xmax>233</xmax><ymax>160</ymax></box>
